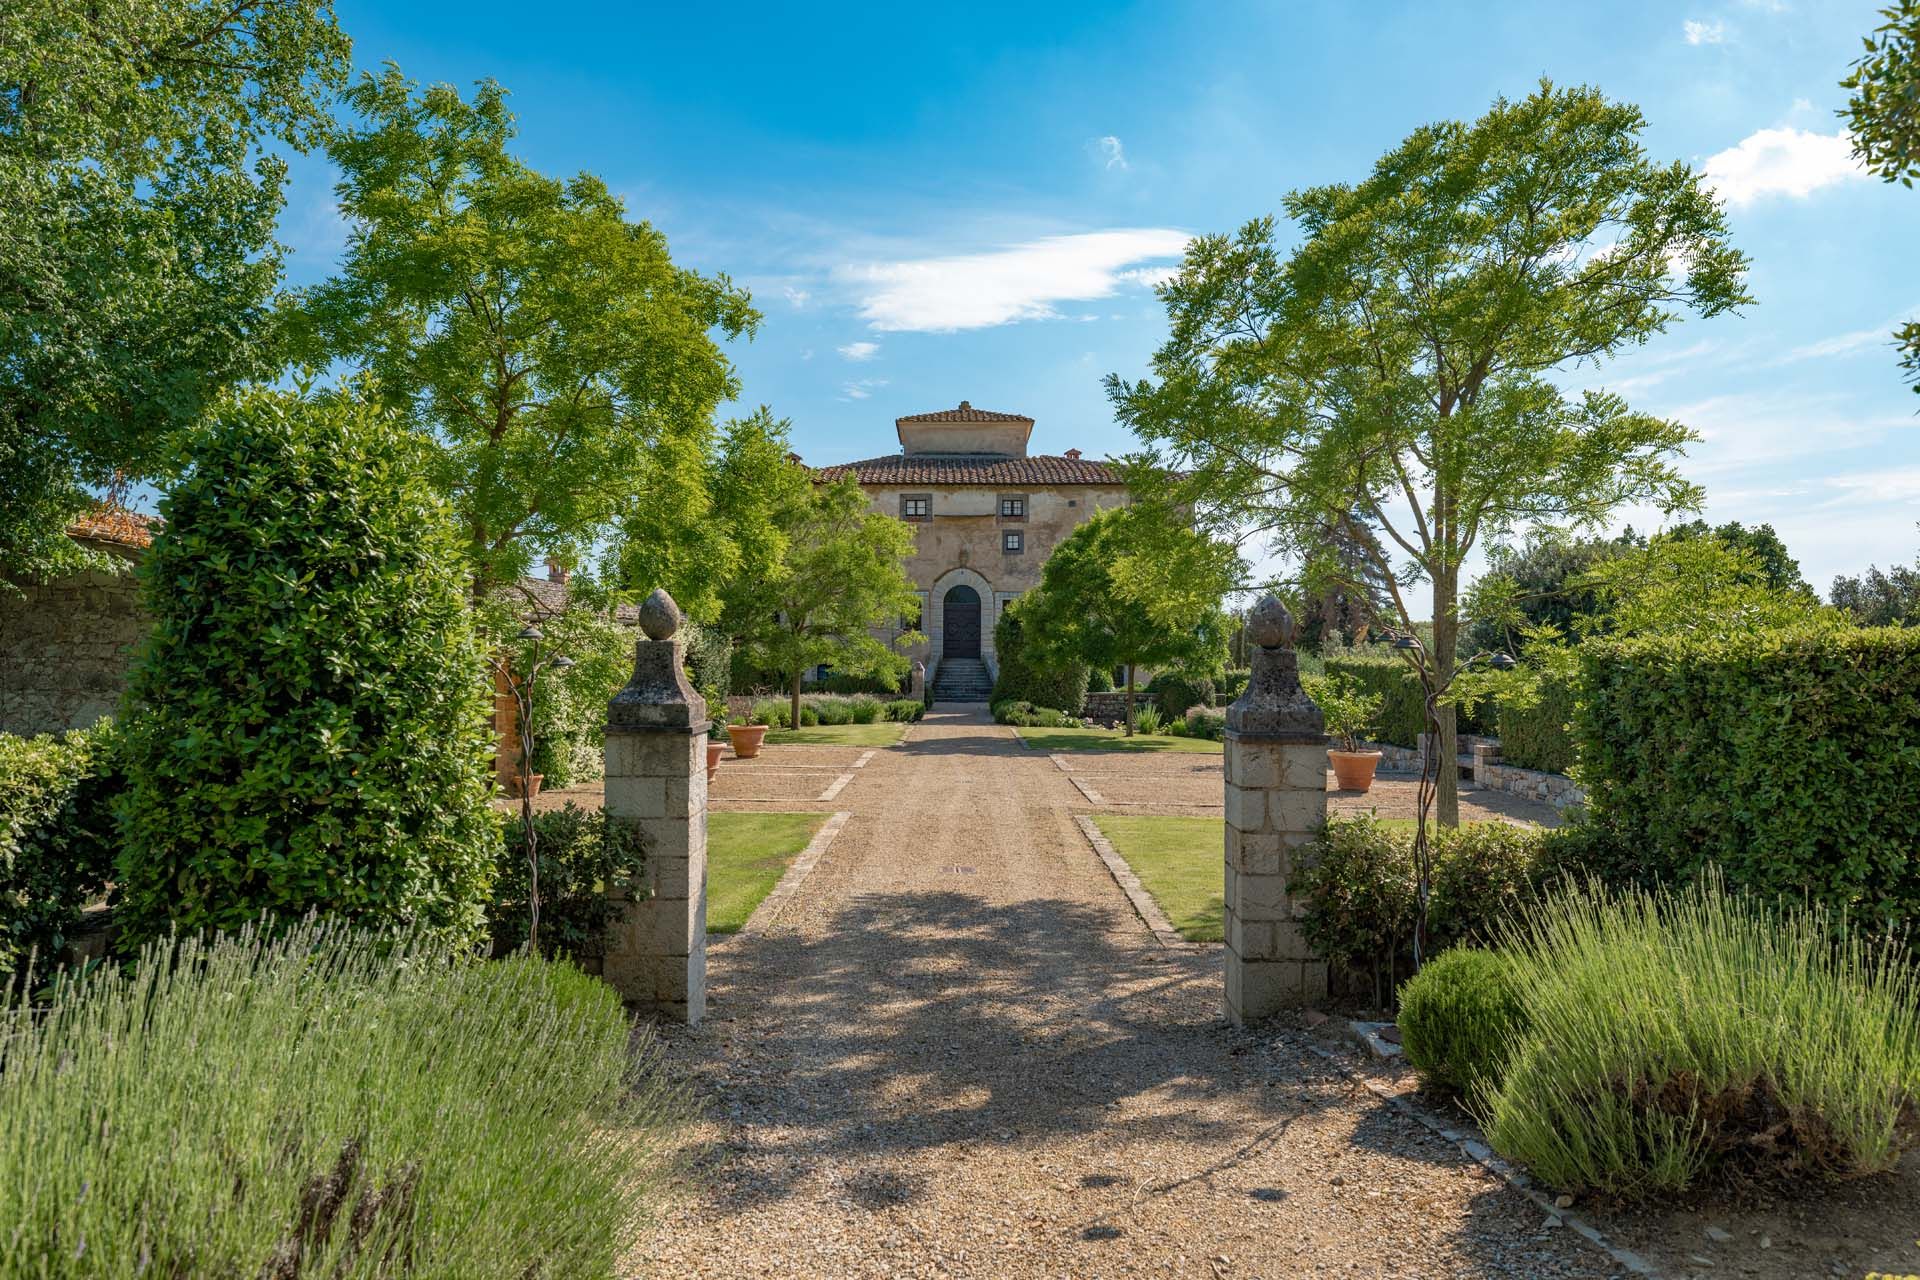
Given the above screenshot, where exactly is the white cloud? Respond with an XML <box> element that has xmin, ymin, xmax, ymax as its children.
<box><xmin>1701</xmin><ymin>127</ymin><xmax>1868</xmax><ymax>205</ymax></box>
<box><xmin>837</xmin><ymin>340</ymin><xmax>880</xmax><ymax>362</ymax></box>
<box><xmin>782</xmin><ymin>286</ymin><xmax>811</xmax><ymax>308</ymax></box>
<box><xmin>1683</xmin><ymin>18</ymin><xmax>1727</xmax><ymax>44</ymax></box>
<box><xmin>1823</xmin><ymin>467</ymin><xmax>1920</xmax><ymax>505</ymax></box>
<box><xmin>840</xmin><ymin>228</ymin><xmax>1191</xmax><ymax>332</ymax></box>
<box><xmin>1782</xmin><ymin>308</ymin><xmax>1917</xmax><ymax>362</ymax></box>
<box><xmin>1090</xmin><ymin>135</ymin><xmax>1128</xmax><ymax>170</ymax></box>
<box><xmin>841</xmin><ymin>378</ymin><xmax>888</xmax><ymax>401</ymax></box>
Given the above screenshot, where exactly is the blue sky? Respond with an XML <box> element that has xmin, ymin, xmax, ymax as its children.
<box><xmin>279</xmin><ymin>0</ymin><xmax>1919</xmax><ymax>593</ymax></box>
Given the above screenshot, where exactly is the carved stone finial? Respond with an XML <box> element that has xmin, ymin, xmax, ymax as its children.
<box><xmin>637</xmin><ymin>588</ymin><xmax>681</xmax><ymax>642</ymax></box>
<box><xmin>1245</xmin><ymin>594</ymin><xmax>1296</xmax><ymax>651</ymax></box>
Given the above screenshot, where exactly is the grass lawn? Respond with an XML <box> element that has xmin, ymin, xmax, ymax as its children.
<box><xmin>1015</xmin><ymin>726</ymin><xmax>1223</xmax><ymax>754</ymax></box>
<box><xmin>706</xmin><ymin>811</ymin><xmax>828</xmax><ymax>933</ymax></box>
<box><xmin>762</xmin><ymin>721</ymin><xmax>906</xmax><ymax>747</ymax></box>
<box><xmin>1092</xmin><ymin>815</ymin><xmax>1224</xmax><ymax>941</ymax></box>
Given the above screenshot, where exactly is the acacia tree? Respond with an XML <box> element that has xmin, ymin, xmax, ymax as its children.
<box><xmin>730</xmin><ymin>476</ymin><xmax>921</xmax><ymax>729</ymax></box>
<box><xmin>288</xmin><ymin>67</ymin><xmax>758</xmax><ymax>598</ymax></box>
<box><xmin>1843</xmin><ymin>0</ymin><xmax>1920</xmax><ymax>391</ymax></box>
<box><xmin>0</xmin><ymin>0</ymin><xmax>349</xmax><ymax>580</ymax></box>
<box><xmin>1110</xmin><ymin>81</ymin><xmax>1750</xmax><ymax>822</ymax></box>
<box><xmin>1017</xmin><ymin>505</ymin><xmax>1238</xmax><ymax>734</ymax></box>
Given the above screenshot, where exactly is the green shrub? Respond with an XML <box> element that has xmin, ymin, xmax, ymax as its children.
<box><xmin>1087</xmin><ymin>665</ymin><xmax>1114</xmax><ymax>692</ymax></box>
<box><xmin>848</xmin><ymin>696</ymin><xmax>883</xmax><ymax>724</ymax></box>
<box><xmin>1184</xmin><ymin>706</ymin><xmax>1227</xmax><ymax>741</ymax></box>
<box><xmin>1149</xmin><ymin>671</ymin><xmax>1215</xmax><ymax>719</ymax></box>
<box><xmin>1576</xmin><ymin>625</ymin><xmax>1920</xmax><ymax>930</ymax></box>
<box><xmin>0</xmin><ymin>923</ymin><xmax>688</xmax><ymax>1276</ymax></box>
<box><xmin>813</xmin><ymin>696</ymin><xmax>854</xmax><ymax>725</ymax></box>
<box><xmin>882</xmin><ymin>699</ymin><xmax>925</xmax><ymax>723</ymax></box>
<box><xmin>0</xmin><ymin>721</ymin><xmax>123</xmax><ymax>980</ymax></box>
<box><xmin>1486</xmin><ymin>875</ymin><xmax>1920</xmax><ymax>1196</ymax></box>
<box><xmin>1397</xmin><ymin>948</ymin><xmax>1528</xmax><ymax>1104</ymax></box>
<box><xmin>507</xmin><ymin>591</ymin><xmax>635</xmax><ymax>789</ymax></box>
<box><xmin>1290</xmin><ymin>815</ymin><xmax>1555</xmax><ymax>1001</ymax></box>
<box><xmin>117</xmin><ymin>390</ymin><xmax>499</xmax><ymax>947</ymax></box>
<box><xmin>806</xmin><ymin>671</ymin><xmax>900</xmax><ymax>695</ymax></box>
<box><xmin>1134</xmin><ymin>705</ymin><xmax>1165</xmax><ymax>735</ymax></box>
<box><xmin>1304</xmin><ymin>672</ymin><xmax>1384</xmax><ymax>753</ymax></box>
<box><xmin>989</xmin><ymin>607</ymin><xmax>1089</xmax><ymax>714</ymax></box>
<box><xmin>492</xmin><ymin>803</ymin><xmax>645</xmax><ymax>961</ymax></box>
<box><xmin>1219</xmin><ymin>668</ymin><xmax>1251</xmax><ymax>701</ymax></box>
<box><xmin>1322</xmin><ymin>657</ymin><xmax>1425</xmax><ymax>747</ymax></box>
<box><xmin>1492</xmin><ymin>658</ymin><xmax>1578</xmax><ymax>775</ymax></box>
<box><xmin>991</xmin><ymin>700</ymin><xmax>1075</xmax><ymax>728</ymax></box>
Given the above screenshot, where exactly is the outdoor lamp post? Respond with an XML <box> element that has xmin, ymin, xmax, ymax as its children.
<box><xmin>489</xmin><ymin>623</ymin><xmax>574</xmax><ymax>953</ymax></box>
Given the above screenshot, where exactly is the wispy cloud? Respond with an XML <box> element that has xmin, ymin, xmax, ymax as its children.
<box><xmin>1781</xmin><ymin>308</ymin><xmax>1918</xmax><ymax>362</ymax></box>
<box><xmin>1701</xmin><ymin>127</ymin><xmax>1868</xmax><ymax>206</ymax></box>
<box><xmin>839</xmin><ymin>228</ymin><xmax>1190</xmax><ymax>332</ymax></box>
<box><xmin>782</xmin><ymin>285</ymin><xmax>811</xmax><ymax>308</ymax></box>
<box><xmin>1683</xmin><ymin>18</ymin><xmax>1727</xmax><ymax>44</ymax></box>
<box><xmin>1089</xmin><ymin>135</ymin><xmax>1128</xmax><ymax>170</ymax></box>
<box><xmin>1823</xmin><ymin>467</ymin><xmax>1920</xmax><ymax>505</ymax></box>
<box><xmin>841</xmin><ymin>378</ymin><xmax>888</xmax><ymax>401</ymax></box>
<box><xmin>837</xmin><ymin>340</ymin><xmax>880</xmax><ymax>362</ymax></box>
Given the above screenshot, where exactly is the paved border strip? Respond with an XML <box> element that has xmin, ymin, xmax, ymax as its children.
<box><xmin>817</xmin><ymin>772</ymin><xmax>855</xmax><ymax>802</ymax></box>
<box><xmin>736</xmin><ymin>810</ymin><xmax>852</xmax><ymax>935</ymax></box>
<box><xmin>1299</xmin><ymin>1043</ymin><xmax>1661</xmax><ymax>1278</ymax></box>
<box><xmin>1068</xmin><ymin>775</ymin><xmax>1108</xmax><ymax>806</ymax></box>
<box><xmin>1074</xmin><ymin>814</ymin><xmax>1200</xmax><ymax>950</ymax></box>
<box><xmin>851</xmin><ymin>749</ymin><xmax>877</xmax><ymax>768</ymax></box>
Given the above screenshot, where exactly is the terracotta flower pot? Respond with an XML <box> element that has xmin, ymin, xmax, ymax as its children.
<box><xmin>728</xmin><ymin>724</ymin><xmax>768</xmax><ymax>759</ymax></box>
<box><xmin>504</xmin><ymin>772</ymin><xmax>544</xmax><ymax>799</ymax></box>
<box><xmin>705</xmin><ymin>740</ymin><xmax>726</xmax><ymax>782</ymax></box>
<box><xmin>1328</xmin><ymin>749</ymin><xmax>1382</xmax><ymax>793</ymax></box>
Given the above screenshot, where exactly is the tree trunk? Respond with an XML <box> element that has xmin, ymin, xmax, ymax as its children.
<box><xmin>1123</xmin><ymin>664</ymin><xmax>1136</xmax><ymax>736</ymax></box>
<box><xmin>790</xmin><ymin>666</ymin><xmax>803</xmax><ymax>734</ymax></box>
<box><xmin>1432</xmin><ymin>575</ymin><xmax>1460</xmax><ymax>828</ymax></box>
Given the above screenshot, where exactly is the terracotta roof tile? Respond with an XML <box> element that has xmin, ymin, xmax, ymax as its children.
<box><xmin>894</xmin><ymin>401</ymin><xmax>1034</xmax><ymax>425</ymax></box>
<box><xmin>66</xmin><ymin>506</ymin><xmax>158</xmax><ymax>549</ymax></box>
<box><xmin>812</xmin><ymin>453</ymin><xmax>1124</xmax><ymax>486</ymax></box>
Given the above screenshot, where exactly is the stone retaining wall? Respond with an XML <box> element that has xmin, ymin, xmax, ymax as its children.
<box><xmin>0</xmin><ymin>554</ymin><xmax>146</xmax><ymax>737</ymax></box>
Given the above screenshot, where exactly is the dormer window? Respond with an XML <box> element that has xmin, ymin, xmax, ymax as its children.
<box><xmin>901</xmin><ymin>494</ymin><xmax>932</xmax><ymax>521</ymax></box>
<box><xmin>998</xmin><ymin>494</ymin><xmax>1027</xmax><ymax>520</ymax></box>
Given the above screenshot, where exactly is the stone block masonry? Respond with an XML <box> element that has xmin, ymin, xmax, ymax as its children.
<box><xmin>1221</xmin><ymin>595</ymin><xmax>1329</xmax><ymax>1024</ymax></box>
<box><xmin>601</xmin><ymin>588</ymin><xmax>708</xmax><ymax>1024</ymax></box>
<box><xmin>0</xmin><ymin>559</ymin><xmax>146</xmax><ymax>736</ymax></box>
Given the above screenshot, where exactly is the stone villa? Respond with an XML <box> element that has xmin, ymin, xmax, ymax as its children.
<box><xmin>812</xmin><ymin>401</ymin><xmax>1128</xmax><ymax>700</ymax></box>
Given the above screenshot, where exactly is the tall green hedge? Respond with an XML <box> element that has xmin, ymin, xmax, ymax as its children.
<box><xmin>1493</xmin><ymin>665</ymin><xmax>1578</xmax><ymax>774</ymax></box>
<box><xmin>0</xmin><ymin>720</ymin><xmax>122</xmax><ymax>980</ymax></box>
<box><xmin>117</xmin><ymin>389</ymin><xmax>500</xmax><ymax>947</ymax></box>
<box><xmin>989</xmin><ymin>607</ymin><xmax>1088</xmax><ymax>714</ymax></box>
<box><xmin>1322</xmin><ymin>657</ymin><xmax>1426</xmax><ymax>747</ymax></box>
<box><xmin>1574</xmin><ymin>625</ymin><xmax>1920</xmax><ymax>927</ymax></box>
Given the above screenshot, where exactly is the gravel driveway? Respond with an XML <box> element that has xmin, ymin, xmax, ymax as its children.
<box><xmin>641</xmin><ymin>707</ymin><xmax>1616</xmax><ymax>1278</ymax></box>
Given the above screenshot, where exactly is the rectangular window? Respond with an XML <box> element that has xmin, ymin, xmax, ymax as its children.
<box><xmin>998</xmin><ymin>494</ymin><xmax>1027</xmax><ymax>520</ymax></box>
<box><xmin>900</xmin><ymin>494</ymin><xmax>931</xmax><ymax>521</ymax></box>
<box><xmin>1003</xmin><ymin>531</ymin><xmax>1024</xmax><ymax>554</ymax></box>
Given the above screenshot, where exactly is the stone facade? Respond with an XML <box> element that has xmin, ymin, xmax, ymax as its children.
<box><xmin>1222</xmin><ymin>597</ymin><xmax>1329</xmax><ymax>1023</ymax></box>
<box><xmin>812</xmin><ymin>402</ymin><xmax>1129</xmax><ymax>686</ymax></box>
<box><xmin>0</xmin><ymin>523</ymin><xmax>151</xmax><ymax>738</ymax></box>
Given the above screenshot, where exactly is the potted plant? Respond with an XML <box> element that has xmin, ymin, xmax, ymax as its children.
<box><xmin>1316</xmin><ymin>674</ymin><xmax>1386</xmax><ymax>793</ymax></box>
<box><xmin>706</xmin><ymin>709</ymin><xmax>729</xmax><ymax>781</ymax></box>
<box><xmin>727</xmin><ymin>706</ymin><xmax>769</xmax><ymax>760</ymax></box>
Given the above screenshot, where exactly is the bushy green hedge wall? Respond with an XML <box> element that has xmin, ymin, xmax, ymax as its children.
<box><xmin>1322</xmin><ymin>657</ymin><xmax>1426</xmax><ymax>747</ymax></box>
<box><xmin>1494</xmin><ymin>666</ymin><xmax>1578</xmax><ymax>774</ymax></box>
<box><xmin>0</xmin><ymin>720</ymin><xmax>123</xmax><ymax>979</ymax></box>
<box><xmin>117</xmin><ymin>390</ymin><xmax>500</xmax><ymax>947</ymax></box>
<box><xmin>1574</xmin><ymin>625</ymin><xmax>1920</xmax><ymax>928</ymax></box>
<box><xmin>1147</xmin><ymin>671</ymin><xmax>1215</xmax><ymax>719</ymax></box>
<box><xmin>989</xmin><ymin>609</ymin><xmax>1088</xmax><ymax>715</ymax></box>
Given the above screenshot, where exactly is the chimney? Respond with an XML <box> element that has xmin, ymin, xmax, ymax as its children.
<box><xmin>545</xmin><ymin>558</ymin><xmax>570</xmax><ymax>585</ymax></box>
<box><xmin>1064</xmin><ymin>448</ymin><xmax>1082</xmax><ymax>460</ymax></box>
<box><xmin>958</xmin><ymin>400</ymin><xmax>971</xmax><ymax>410</ymax></box>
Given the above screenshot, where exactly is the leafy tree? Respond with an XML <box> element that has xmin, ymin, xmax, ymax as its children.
<box><xmin>730</xmin><ymin>477</ymin><xmax>921</xmax><ymax>730</ymax></box>
<box><xmin>0</xmin><ymin>0</ymin><xmax>350</xmax><ymax>579</ymax></box>
<box><xmin>1831</xmin><ymin>529</ymin><xmax>1920</xmax><ymax>625</ymax></box>
<box><xmin>117</xmin><ymin>388</ymin><xmax>499</xmax><ymax>946</ymax></box>
<box><xmin>288</xmin><ymin>68</ymin><xmax>758</xmax><ymax>598</ymax></box>
<box><xmin>1667</xmin><ymin>519</ymin><xmax>1809</xmax><ymax>594</ymax></box>
<box><xmin>1110</xmin><ymin>81</ymin><xmax>1749</xmax><ymax>822</ymax></box>
<box><xmin>1842</xmin><ymin>0</ymin><xmax>1920</xmax><ymax>390</ymax></box>
<box><xmin>1581</xmin><ymin>533</ymin><xmax>1829</xmax><ymax>637</ymax></box>
<box><xmin>1017</xmin><ymin>506</ymin><xmax>1238</xmax><ymax>734</ymax></box>
<box><xmin>1465</xmin><ymin>531</ymin><xmax>1639</xmax><ymax>652</ymax></box>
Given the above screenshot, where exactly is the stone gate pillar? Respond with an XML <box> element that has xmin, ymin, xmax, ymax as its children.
<box><xmin>1222</xmin><ymin>595</ymin><xmax>1329</xmax><ymax>1023</ymax></box>
<box><xmin>602</xmin><ymin>588</ymin><xmax>707</xmax><ymax>1024</ymax></box>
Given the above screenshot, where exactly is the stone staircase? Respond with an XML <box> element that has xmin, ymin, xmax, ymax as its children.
<box><xmin>932</xmin><ymin>657</ymin><xmax>993</xmax><ymax>703</ymax></box>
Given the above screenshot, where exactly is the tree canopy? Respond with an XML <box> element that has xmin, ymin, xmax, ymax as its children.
<box><xmin>1832</xmin><ymin>529</ymin><xmax>1920</xmax><ymax>626</ymax></box>
<box><xmin>728</xmin><ymin>476</ymin><xmax>921</xmax><ymax>727</ymax></box>
<box><xmin>1842</xmin><ymin>0</ymin><xmax>1920</xmax><ymax>391</ymax></box>
<box><xmin>287</xmin><ymin>67</ymin><xmax>758</xmax><ymax>597</ymax></box>
<box><xmin>0</xmin><ymin>0</ymin><xmax>350</xmax><ymax>580</ymax></box>
<box><xmin>1110</xmin><ymin>81</ymin><xmax>1749</xmax><ymax>819</ymax></box>
<box><xmin>1017</xmin><ymin>505</ymin><xmax>1238</xmax><ymax>733</ymax></box>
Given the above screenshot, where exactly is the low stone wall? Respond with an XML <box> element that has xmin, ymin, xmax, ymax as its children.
<box><xmin>0</xmin><ymin>555</ymin><xmax>147</xmax><ymax>737</ymax></box>
<box><xmin>1082</xmin><ymin>691</ymin><xmax>1132</xmax><ymax>726</ymax></box>
<box><xmin>1471</xmin><ymin>742</ymin><xmax>1586</xmax><ymax>812</ymax></box>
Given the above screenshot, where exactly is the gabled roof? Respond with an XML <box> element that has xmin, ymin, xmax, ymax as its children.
<box><xmin>812</xmin><ymin>453</ymin><xmax>1124</xmax><ymax>486</ymax></box>
<box><xmin>894</xmin><ymin>401</ymin><xmax>1034</xmax><ymax>425</ymax></box>
<box><xmin>67</xmin><ymin>506</ymin><xmax>157</xmax><ymax>549</ymax></box>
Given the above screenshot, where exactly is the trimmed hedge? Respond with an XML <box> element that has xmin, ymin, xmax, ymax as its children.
<box><xmin>1575</xmin><ymin>625</ymin><xmax>1920</xmax><ymax>929</ymax></box>
<box><xmin>0</xmin><ymin>721</ymin><xmax>123</xmax><ymax>980</ymax></box>
<box><xmin>1322</xmin><ymin>657</ymin><xmax>1426</xmax><ymax>747</ymax></box>
<box><xmin>1397</xmin><ymin>948</ymin><xmax>1528</xmax><ymax>1104</ymax></box>
<box><xmin>989</xmin><ymin>608</ymin><xmax>1088</xmax><ymax>715</ymax></box>
<box><xmin>1493</xmin><ymin>664</ymin><xmax>1578</xmax><ymax>774</ymax></box>
<box><xmin>1148</xmin><ymin>671</ymin><xmax>1215</xmax><ymax>719</ymax></box>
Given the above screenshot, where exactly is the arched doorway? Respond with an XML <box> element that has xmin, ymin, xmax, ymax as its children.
<box><xmin>942</xmin><ymin>585</ymin><xmax>981</xmax><ymax>659</ymax></box>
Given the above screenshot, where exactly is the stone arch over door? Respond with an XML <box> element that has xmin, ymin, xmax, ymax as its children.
<box><xmin>927</xmin><ymin>566</ymin><xmax>997</xmax><ymax>679</ymax></box>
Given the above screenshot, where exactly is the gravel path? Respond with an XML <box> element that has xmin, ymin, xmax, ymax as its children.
<box><xmin>640</xmin><ymin>707</ymin><xmax>1616</xmax><ymax>1278</ymax></box>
